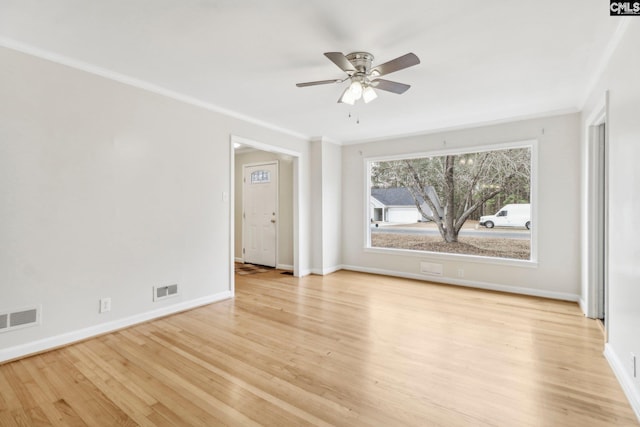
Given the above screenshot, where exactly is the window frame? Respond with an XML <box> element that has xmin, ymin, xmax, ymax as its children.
<box><xmin>363</xmin><ymin>139</ymin><xmax>538</xmax><ymax>267</ymax></box>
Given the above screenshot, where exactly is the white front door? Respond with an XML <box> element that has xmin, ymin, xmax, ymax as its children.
<box><xmin>243</xmin><ymin>162</ymin><xmax>278</xmax><ymax>267</ymax></box>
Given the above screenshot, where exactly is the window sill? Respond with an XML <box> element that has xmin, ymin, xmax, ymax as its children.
<box><xmin>364</xmin><ymin>246</ymin><xmax>539</xmax><ymax>268</ymax></box>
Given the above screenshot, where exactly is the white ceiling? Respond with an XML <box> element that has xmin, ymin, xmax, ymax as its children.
<box><xmin>0</xmin><ymin>0</ymin><xmax>619</xmax><ymax>143</ymax></box>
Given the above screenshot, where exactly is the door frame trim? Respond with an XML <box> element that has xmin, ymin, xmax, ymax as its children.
<box><xmin>229</xmin><ymin>135</ymin><xmax>302</xmax><ymax>296</ymax></box>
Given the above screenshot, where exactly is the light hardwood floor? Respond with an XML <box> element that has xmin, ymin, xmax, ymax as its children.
<box><xmin>0</xmin><ymin>270</ymin><xmax>638</xmax><ymax>426</ymax></box>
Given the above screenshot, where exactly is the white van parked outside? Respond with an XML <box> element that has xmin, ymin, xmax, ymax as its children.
<box><xmin>479</xmin><ymin>203</ymin><xmax>531</xmax><ymax>230</ymax></box>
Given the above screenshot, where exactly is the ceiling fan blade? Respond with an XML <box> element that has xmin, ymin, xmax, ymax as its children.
<box><xmin>296</xmin><ymin>79</ymin><xmax>342</xmax><ymax>87</ymax></box>
<box><xmin>371</xmin><ymin>79</ymin><xmax>411</xmax><ymax>94</ymax></box>
<box><xmin>372</xmin><ymin>53</ymin><xmax>420</xmax><ymax>77</ymax></box>
<box><xmin>324</xmin><ymin>52</ymin><xmax>356</xmax><ymax>73</ymax></box>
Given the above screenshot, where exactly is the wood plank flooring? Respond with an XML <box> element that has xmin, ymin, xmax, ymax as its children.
<box><xmin>0</xmin><ymin>270</ymin><xmax>638</xmax><ymax>426</ymax></box>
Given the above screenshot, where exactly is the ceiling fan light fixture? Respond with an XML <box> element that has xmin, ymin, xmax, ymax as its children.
<box><xmin>299</xmin><ymin>51</ymin><xmax>420</xmax><ymax>106</ymax></box>
<box><xmin>348</xmin><ymin>80</ymin><xmax>363</xmax><ymax>100</ymax></box>
<box><xmin>362</xmin><ymin>85</ymin><xmax>377</xmax><ymax>103</ymax></box>
<box><xmin>339</xmin><ymin>87</ymin><xmax>356</xmax><ymax>105</ymax></box>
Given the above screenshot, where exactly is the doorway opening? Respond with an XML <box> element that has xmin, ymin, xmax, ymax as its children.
<box><xmin>229</xmin><ymin>135</ymin><xmax>301</xmax><ymax>294</ymax></box>
<box><xmin>586</xmin><ymin>103</ymin><xmax>608</xmax><ymax>336</ymax></box>
<box><xmin>594</xmin><ymin>121</ymin><xmax>607</xmax><ymax>326</ymax></box>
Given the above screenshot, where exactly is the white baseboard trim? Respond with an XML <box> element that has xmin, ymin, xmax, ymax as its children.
<box><xmin>310</xmin><ymin>265</ymin><xmax>342</xmax><ymax>276</ymax></box>
<box><xmin>323</xmin><ymin>265</ymin><xmax>342</xmax><ymax>275</ymax></box>
<box><xmin>299</xmin><ymin>268</ymin><xmax>312</xmax><ymax>277</ymax></box>
<box><xmin>0</xmin><ymin>291</ymin><xmax>232</xmax><ymax>364</ymax></box>
<box><xmin>234</xmin><ymin>257</ymin><xmax>244</xmax><ymax>263</ymax></box>
<box><xmin>340</xmin><ymin>264</ymin><xmax>580</xmax><ymax>302</ymax></box>
<box><xmin>604</xmin><ymin>344</ymin><xmax>640</xmax><ymax>422</ymax></box>
<box><xmin>276</xmin><ymin>264</ymin><xmax>293</xmax><ymax>271</ymax></box>
<box><xmin>578</xmin><ymin>297</ymin><xmax>588</xmax><ymax>316</ymax></box>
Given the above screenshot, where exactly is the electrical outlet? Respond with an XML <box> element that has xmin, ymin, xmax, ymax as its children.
<box><xmin>99</xmin><ymin>298</ymin><xmax>111</xmax><ymax>313</ymax></box>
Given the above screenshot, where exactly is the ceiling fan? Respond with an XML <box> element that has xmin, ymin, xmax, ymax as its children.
<box><xmin>296</xmin><ymin>51</ymin><xmax>420</xmax><ymax>105</ymax></box>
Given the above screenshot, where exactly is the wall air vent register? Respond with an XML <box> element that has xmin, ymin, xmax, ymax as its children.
<box><xmin>0</xmin><ymin>306</ymin><xmax>40</xmax><ymax>333</ymax></box>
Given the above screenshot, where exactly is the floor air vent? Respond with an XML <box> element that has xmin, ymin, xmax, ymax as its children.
<box><xmin>0</xmin><ymin>306</ymin><xmax>40</xmax><ymax>333</ymax></box>
<box><xmin>153</xmin><ymin>284</ymin><xmax>179</xmax><ymax>302</ymax></box>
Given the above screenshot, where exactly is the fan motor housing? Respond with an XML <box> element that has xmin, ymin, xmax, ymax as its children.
<box><xmin>346</xmin><ymin>52</ymin><xmax>374</xmax><ymax>74</ymax></box>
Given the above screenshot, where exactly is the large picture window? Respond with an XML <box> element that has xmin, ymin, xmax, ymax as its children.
<box><xmin>367</xmin><ymin>142</ymin><xmax>535</xmax><ymax>261</ymax></box>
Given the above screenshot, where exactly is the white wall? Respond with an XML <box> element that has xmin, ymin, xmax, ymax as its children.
<box><xmin>0</xmin><ymin>46</ymin><xmax>310</xmax><ymax>361</ymax></box>
<box><xmin>321</xmin><ymin>140</ymin><xmax>342</xmax><ymax>273</ymax></box>
<box><xmin>581</xmin><ymin>20</ymin><xmax>640</xmax><ymax>419</ymax></box>
<box><xmin>234</xmin><ymin>150</ymin><xmax>294</xmax><ymax>269</ymax></box>
<box><xmin>341</xmin><ymin>113</ymin><xmax>581</xmax><ymax>300</ymax></box>
<box><xmin>309</xmin><ymin>138</ymin><xmax>343</xmax><ymax>274</ymax></box>
<box><xmin>310</xmin><ymin>139</ymin><xmax>324</xmax><ymax>272</ymax></box>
